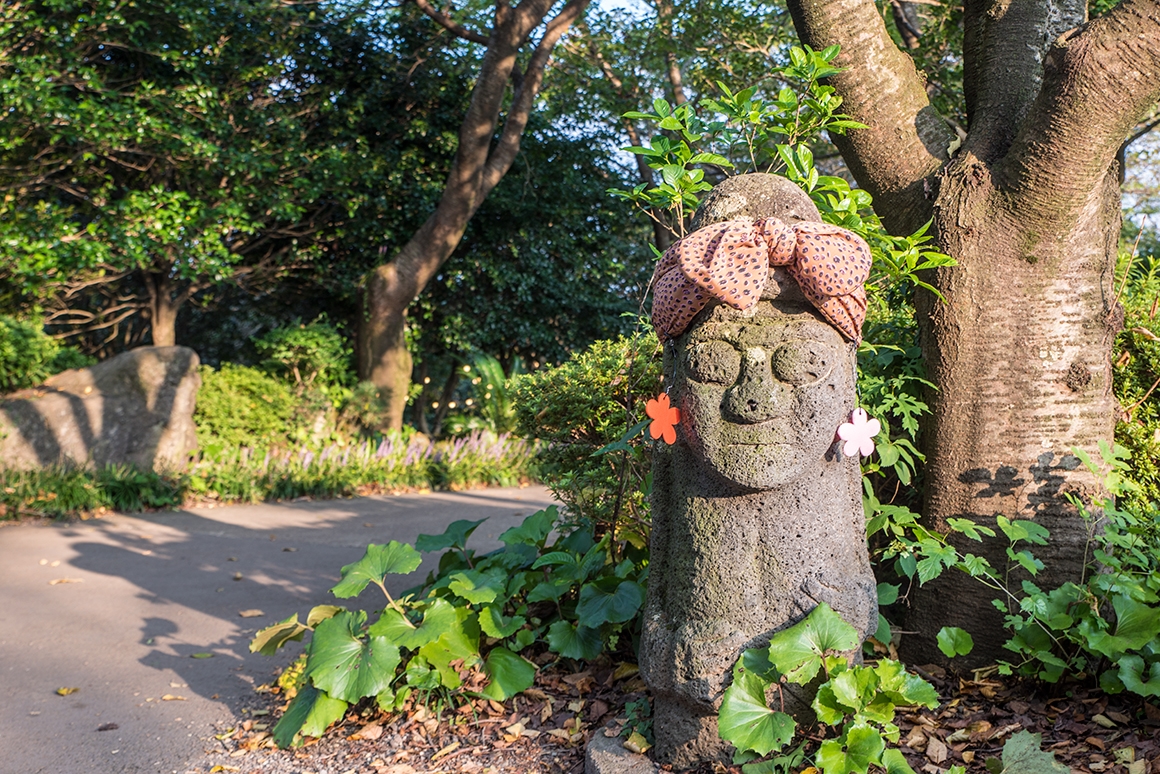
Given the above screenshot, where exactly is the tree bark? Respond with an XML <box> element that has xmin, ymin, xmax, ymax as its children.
<box><xmin>359</xmin><ymin>0</ymin><xmax>591</xmax><ymax>431</ymax></box>
<box><xmin>144</xmin><ymin>270</ymin><xmax>179</xmax><ymax>347</ymax></box>
<box><xmin>786</xmin><ymin>0</ymin><xmax>1160</xmax><ymax>663</ymax></box>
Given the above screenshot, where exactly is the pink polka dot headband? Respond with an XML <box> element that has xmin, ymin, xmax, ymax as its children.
<box><xmin>650</xmin><ymin>217</ymin><xmax>872</xmax><ymax>343</ymax></box>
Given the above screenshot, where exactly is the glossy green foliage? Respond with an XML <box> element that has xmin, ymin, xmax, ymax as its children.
<box><xmin>0</xmin><ymin>1</ymin><xmax>336</xmax><ymax>299</ymax></box>
<box><xmin>255</xmin><ymin>319</ymin><xmax>354</xmax><ymax>407</ymax></box>
<box><xmin>512</xmin><ymin>333</ymin><xmax>662</xmax><ymax>544</ymax></box>
<box><xmin>252</xmin><ymin>505</ymin><xmax>647</xmax><ymax>746</ymax></box>
<box><xmin>0</xmin><ymin>316</ymin><xmax>93</xmax><ymax>391</ymax></box>
<box><xmin>719</xmin><ymin>604</ymin><xmax>938</xmax><ymax>774</ymax></box>
<box><xmin>193</xmin><ymin>364</ymin><xmax>298</xmax><ymax>449</ymax></box>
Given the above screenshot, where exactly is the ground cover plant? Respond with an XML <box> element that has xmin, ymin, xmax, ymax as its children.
<box><xmin>251</xmin><ymin>505</ymin><xmax>647</xmax><ymax>747</ymax></box>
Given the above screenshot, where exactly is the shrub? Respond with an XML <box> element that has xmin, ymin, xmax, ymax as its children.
<box><xmin>194</xmin><ymin>364</ymin><xmax>298</xmax><ymax>448</ymax></box>
<box><xmin>512</xmin><ymin>332</ymin><xmax>662</xmax><ymax>543</ymax></box>
<box><xmin>255</xmin><ymin>319</ymin><xmax>353</xmax><ymax>403</ymax></box>
<box><xmin>0</xmin><ymin>315</ymin><xmax>94</xmax><ymax>392</ymax></box>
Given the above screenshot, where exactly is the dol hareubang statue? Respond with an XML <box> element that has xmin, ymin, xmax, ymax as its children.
<box><xmin>639</xmin><ymin>174</ymin><xmax>879</xmax><ymax>767</ymax></box>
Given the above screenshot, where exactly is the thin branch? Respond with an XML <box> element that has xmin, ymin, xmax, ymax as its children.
<box><xmin>413</xmin><ymin>0</ymin><xmax>490</xmax><ymax>44</ymax></box>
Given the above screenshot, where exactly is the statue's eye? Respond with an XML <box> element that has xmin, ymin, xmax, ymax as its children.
<box><xmin>685</xmin><ymin>341</ymin><xmax>741</xmax><ymax>385</ymax></box>
<box><xmin>770</xmin><ymin>340</ymin><xmax>834</xmax><ymax>386</ymax></box>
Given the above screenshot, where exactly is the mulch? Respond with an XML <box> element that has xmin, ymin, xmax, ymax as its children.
<box><xmin>198</xmin><ymin>660</ymin><xmax>1160</xmax><ymax>774</ymax></box>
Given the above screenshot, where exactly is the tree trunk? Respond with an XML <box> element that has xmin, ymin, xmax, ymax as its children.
<box><xmin>785</xmin><ymin>0</ymin><xmax>1160</xmax><ymax>664</ymax></box>
<box><xmin>144</xmin><ymin>270</ymin><xmax>179</xmax><ymax>347</ymax></box>
<box><xmin>359</xmin><ymin>0</ymin><xmax>591</xmax><ymax>431</ymax></box>
<box><xmin>905</xmin><ymin>158</ymin><xmax>1121</xmax><ymax>665</ymax></box>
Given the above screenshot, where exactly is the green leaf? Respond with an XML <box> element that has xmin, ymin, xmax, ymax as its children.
<box><xmin>992</xmin><ymin>731</ymin><xmax>1068</xmax><ymax>773</ymax></box>
<box><xmin>480</xmin><ymin>646</ymin><xmax>537</xmax><ymax>701</ymax></box>
<box><xmin>306</xmin><ymin>605</ymin><xmax>343</xmax><ymax>628</ymax></box>
<box><xmin>369</xmin><ymin>598</ymin><xmax>458</xmax><ymax>650</ymax></box>
<box><xmin>936</xmin><ymin>627</ymin><xmax>975</xmax><ymax>658</ymax></box>
<box><xmin>330</xmin><ymin>542</ymin><xmax>422</xmax><ymax>599</ymax></box>
<box><xmin>305</xmin><ymin>611</ymin><xmax>401</xmax><ymax>703</ymax></box>
<box><xmin>415</xmin><ymin>518</ymin><xmax>487</xmax><ymax>553</ymax></box>
<box><xmin>479</xmin><ymin>605</ymin><xmax>526</xmax><ymax>639</ymax></box>
<box><xmin>717</xmin><ymin>669</ymin><xmax>796</xmax><ymax>756</ymax></box>
<box><xmin>843</xmin><ymin>723</ymin><xmax>886</xmax><ymax>773</ymax></box>
<box><xmin>765</xmin><ymin>603</ymin><xmax>860</xmax><ymax>685</ymax></box>
<box><xmin>874</xmin><ymin>659</ymin><xmax>939</xmax><ymax>708</ymax></box>
<box><xmin>576</xmin><ymin>579</ymin><xmax>644</xmax><ymax>627</ymax></box>
<box><xmin>1118</xmin><ymin>655</ymin><xmax>1160</xmax><ymax>697</ymax></box>
<box><xmin>250</xmin><ymin>614</ymin><xmax>308</xmax><ymax>656</ymax></box>
<box><xmin>448</xmin><ymin>572</ymin><xmax>501</xmax><ymax>604</ymax></box>
<box><xmin>417</xmin><ymin>607</ymin><xmax>481</xmax><ymax>688</ymax></box>
<box><xmin>876</xmin><ymin>583</ymin><xmax>900</xmax><ymax>606</ymax></box>
<box><xmin>880</xmin><ymin>748</ymin><xmax>918</xmax><ymax>774</ymax></box>
<box><xmin>1085</xmin><ymin>595</ymin><xmax>1160</xmax><ymax>660</ymax></box>
<box><xmin>271</xmin><ymin>684</ymin><xmax>348</xmax><ymax>748</ymax></box>
<box><xmin>499</xmin><ymin>506</ymin><xmax>557</xmax><ymax>548</ymax></box>
<box><xmin>546</xmin><ymin>619</ymin><xmax>603</xmax><ymax>660</ymax></box>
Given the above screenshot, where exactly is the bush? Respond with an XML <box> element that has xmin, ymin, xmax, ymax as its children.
<box><xmin>255</xmin><ymin>319</ymin><xmax>353</xmax><ymax>403</ymax></box>
<box><xmin>194</xmin><ymin>364</ymin><xmax>298</xmax><ymax>448</ymax></box>
<box><xmin>512</xmin><ymin>332</ymin><xmax>662</xmax><ymax>543</ymax></box>
<box><xmin>0</xmin><ymin>315</ymin><xmax>94</xmax><ymax>392</ymax></box>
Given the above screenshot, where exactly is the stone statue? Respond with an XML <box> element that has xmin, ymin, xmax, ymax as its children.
<box><xmin>639</xmin><ymin>174</ymin><xmax>878</xmax><ymax>767</ymax></box>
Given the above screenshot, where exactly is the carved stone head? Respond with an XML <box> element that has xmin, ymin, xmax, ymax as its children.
<box><xmin>665</xmin><ymin>173</ymin><xmax>858</xmax><ymax>490</ymax></box>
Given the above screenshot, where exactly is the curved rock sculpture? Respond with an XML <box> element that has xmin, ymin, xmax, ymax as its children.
<box><xmin>639</xmin><ymin>174</ymin><xmax>878</xmax><ymax>767</ymax></box>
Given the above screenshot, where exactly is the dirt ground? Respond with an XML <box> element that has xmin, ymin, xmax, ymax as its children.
<box><xmin>199</xmin><ymin>659</ymin><xmax>1160</xmax><ymax>774</ymax></box>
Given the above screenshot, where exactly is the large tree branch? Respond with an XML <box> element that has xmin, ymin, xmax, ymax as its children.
<box><xmin>961</xmin><ymin>0</ymin><xmax>1085</xmax><ymax>161</ymax></box>
<box><xmin>997</xmin><ymin>0</ymin><xmax>1160</xmax><ymax>228</ymax></box>
<box><xmin>786</xmin><ymin>0</ymin><xmax>954</xmax><ymax>234</ymax></box>
<box><xmin>413</xmin><ymin>0</ymin><xmax>491</xmax><ymax>45</ymax></box>
<box><xmin>479</xmin><ymin>0</ymin><xmax>591</xmax><ymax>198</ymax></box>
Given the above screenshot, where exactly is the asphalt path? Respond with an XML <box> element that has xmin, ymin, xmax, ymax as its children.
<box><xmin>0</xmin><ymin>486</ymin><xmax>556</xmax><ymax>774</ymax></box>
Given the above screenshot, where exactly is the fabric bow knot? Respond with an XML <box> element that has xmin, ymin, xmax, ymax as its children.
<box><xmin>650</xmin><ymin>218</ymin><xmax>872</xmax><ymax>343</ymax></box>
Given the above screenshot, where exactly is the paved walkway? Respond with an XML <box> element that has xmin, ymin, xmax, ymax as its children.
<box><xmin>0</xmin><ymin>486</ymin><xmax>556</xmax><ymax>774</ymax></box>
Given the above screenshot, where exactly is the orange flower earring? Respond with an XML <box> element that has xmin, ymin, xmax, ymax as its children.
<box><xmin>646</xmin><ymin>392</ymin><xmax>681</xmax><ymax>444</ymax></box>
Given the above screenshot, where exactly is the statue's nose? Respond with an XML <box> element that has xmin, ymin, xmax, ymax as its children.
<box><xmin>722</xmin><ymin>347</ymin><xmax>791</xmax><ymax>423</ymax></box>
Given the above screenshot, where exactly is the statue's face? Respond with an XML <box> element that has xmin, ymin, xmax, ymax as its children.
<box><xmin>674</xmin><ymin>301</ymin><xmax>852</xmax><ymax>489</ymax></box>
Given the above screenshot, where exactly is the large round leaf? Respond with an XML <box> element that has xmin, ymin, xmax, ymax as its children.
<box><xmin>480</xmin><ymin>646</ymin><xmax>537</xmax><ymax>701</ymax></box>
<box><xmin>369</xmin><ymin>598</ymin><xmax>458</xmax><ymax>650</ymax></box>
<box><xmin>271</xmin><ymin>684</ymin><xmax>348</xmax><ymax>748</ymax></box>
<box><xmin>717</xmin><ymin>668</ymin><xmax>795</xmax><ymax>756</ymax></box>
<box><xmin>766</xmin><ymin>602</ymin><xmax>859</xmax><ymax>685</ymax></box>
<box><xmin>576</xmin><ymin>579</ymin><xmax>644</xmax><ymax>627</ymax></box>
<box><xmin>306</xmin><ymin>611</ymin><xmax>401</xmax><ymax>703</ymax></box>
<box><xmin>546</xmin><ymin>619</ymin><xmax>603</xmax><ymax>660</ymax></box>
<box><xmin>331</xmin><ymin>542</ymin><xmax>422</xmax><ymax>599</ymax></box>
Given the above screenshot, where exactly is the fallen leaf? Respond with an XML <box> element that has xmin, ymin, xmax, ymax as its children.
<box><xmin>1093</xmin><ymin>713</ymin><xmax>1117</xmax><ymax>728</ymax></box>
<box><xmin>1113</xmin><ymin>747</ymin><xmax>1136</xmax><ymax>764</ymax></box>
<box><xmin>431</xmin><ymin>742</ymin><xmax>460</xmax><ymax>761</ymax></box>
<box><xmin>161</xmin><ymin>694</ymin><xmax>186</xmax><ymax>701</ymax></box>
<box><xmin>282</xmin><ymin>547</ymin><xmax>297</xmax><ymax>552</ymax></box>
<box><xmin>1128</xmin><ymin>761</ymin><xmax>1146</xmax><ymax>774</ymax></box>
<box><xmin>238</xmin><ymin>609</ymin><xmax>264</xmax><ymax>618</ymax></box>
<box><xmin>232</xmin><ymin>572</ymin><xmax>243</xmax><ymax>581</ymax></box>
<box><xmin>926</xmin><ymin>736</ymin><xmax>948</xmax><ymax>764</ymax></box>
<box><xmin>1086</xmin><ymin>737</ymin><xmax>1106</xmax><ymax>751</ymax></box>
<box><xmin>208</xmin><ymin>766</ymin><xmax>241</xmax><ymax>773</ymax></box>
<box><xmin>962</xmin><ymin>751</ymin><xmax>975</xmax><ymax>764</ymax></box>
<box><xmin>96</xmin><ymin>723</ymin><xmax>118</xmax><ymax>731</ymax></box>
<box><xmin>56</xmin><ymin>687</ymin><xmax>80</xmax><ymax>696</ymax></box>
<box><xmin>49</xmin><ymin>578</ymin><xmax>82</xmax><ymax>585</ymax></box>
<box><xmin>611</xmin><ymin>663</ymin><xmax>640</xmax><ymax>682</ymax></box>
<box><xmin>191</xmin><ymin>652</ymin><xmax>215</xmax><ymax>659</ymax></box>
<box><xmin>350</xmin><ymin>723</ymin><xmax>383</xmax><ymax>741</ymax></box>
<box><xmin>522</xmin><ymin>688</ymin><xmax>550</xmax><ymax>701</ymax></box>
<box><xmin>561</xmin><ymin>671</ymin><xmax>594</xmax><ymax>694</ymax></box>
<box><xmin>1106</xmin><ymin>710</ymin><xmax>1131</xmax><ymax>724</ymax></box>
<box><xmin>377</xmin><ymin>766</ymin><xmax>415</xmax><ymax>774</ymax></box>
<box><xmin>623</xmin><ymin>730</ymin><xmax>651</xmax><ymax>755</ymax></box>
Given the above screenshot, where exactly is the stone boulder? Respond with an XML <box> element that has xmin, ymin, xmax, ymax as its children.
<box><xmin>0</xmin><ymin>346</ymin><xmax>200</xmax><ymax>471</ymax></box>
